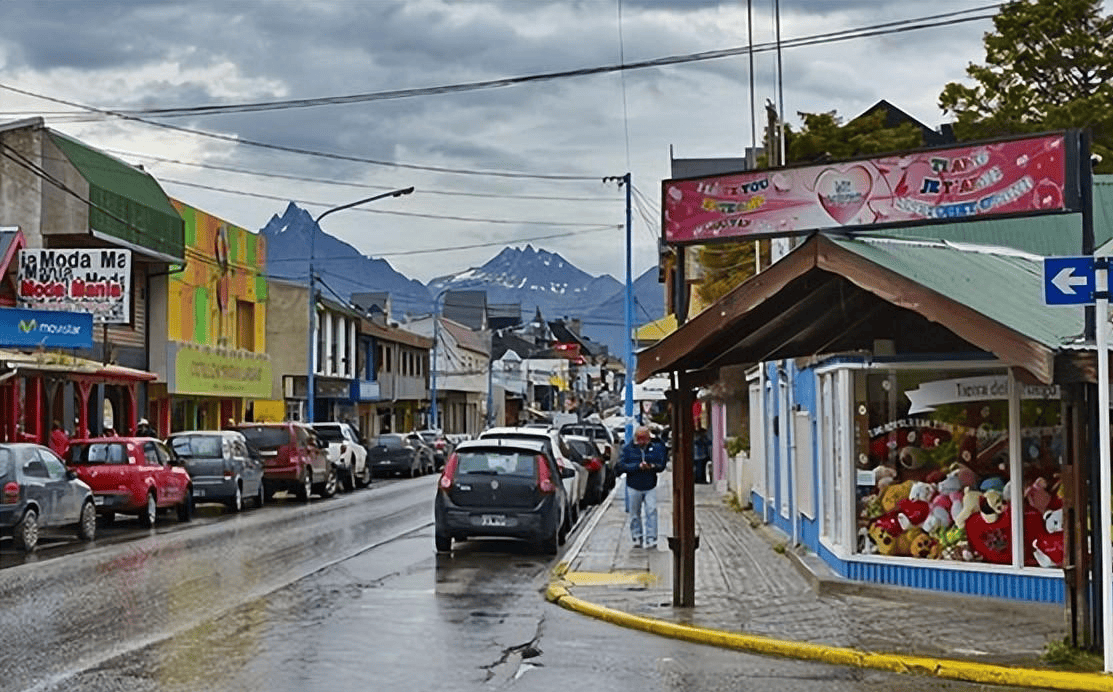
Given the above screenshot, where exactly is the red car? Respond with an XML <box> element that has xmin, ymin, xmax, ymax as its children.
<box><xmin>228</xmin><ymin>422</ymin><xmax>336</xmax><ymax>501</ymax></box>
<box><xmin>66</xmin><ymin>437</ymin><xmax>193</xmax><ymax>527</ymax></box>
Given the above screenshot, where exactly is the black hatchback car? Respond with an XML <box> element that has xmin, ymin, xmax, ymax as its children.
<box><xmin>0</xmin><ymin>443</ymin><xmax>97</xmax><ymax>552</ymax></box>
<box><xmin>434</xmin><ymin>438</ymin><xmax>571</xmax><ymax>555</ymax></box>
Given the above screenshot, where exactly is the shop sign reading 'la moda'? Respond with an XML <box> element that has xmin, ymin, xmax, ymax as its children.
<box><xmin>17</xmin><ymin>249</ymin><xmax>132</xmax><ymax>324</ymax></box>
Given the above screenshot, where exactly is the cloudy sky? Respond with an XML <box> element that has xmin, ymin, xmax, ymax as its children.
<box><xmin>0</xmin><ymin>1</ymin><xmax>1048</xmax><ymax>284</ymax></box>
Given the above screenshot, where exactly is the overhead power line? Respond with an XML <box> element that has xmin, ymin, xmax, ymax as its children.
<box><xmin>0</xmin><ymin>4</ymin><xmax>999</xmax><ymax>181</ymax></box>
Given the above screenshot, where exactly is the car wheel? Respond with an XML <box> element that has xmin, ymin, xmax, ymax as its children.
<box><xmin>296</xmin><ymin>469</ymin><xmax>313</xmax><ymax>502</ymax></box>
<box><xmin>355</xmin><ymin>463</ymin><xmax>371</xmax><ymax>488</ymax></box>
<box><xmin>255</xmin><ymin>481</ymin><xmax>266</xmax><ymax>508</ymax></box>
<box><xmin>319</xmin><ymin>465</ymin><xmax>338</xmax><ymax>498</ymax></box>
<box><xmin>228</xmin><ymin>483</ymin><xmax>243</xmax><ymax>513</ymax></box>
<box><xmin>177</xmin><ymin>491</ymin><xmax>194</xmax><ymax>522</ymax></box>
<box><xmin>14</xmin><ymin>508</ymin><xmax>39</xmax><ymax>552</ymax></box>
<box><xmin>434</xmin><ymin>533</ymin><xmax>452</xmax><ymax>553</ymax></box>
<box><xmin>76</xmin><ymin>500</ymin><xmax>97</xmax><ymax>541</ymax></box>
<box><xmin>139</xmin><ymin>491</ymin><xmax>157</xmax><ymax>528</ymax></box>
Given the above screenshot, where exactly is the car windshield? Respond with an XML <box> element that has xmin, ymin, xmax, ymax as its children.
<box><xmin>69</xmin><ymin>443</ymin><xmax>128</xmax><ymax>465</ymax></box>
<box><xmin>235</xmin><ymin>426</ymin><xmax>290</xmax><ymax>450</ymax></box>
<box><xmin>313</xmin><ymin>426</ymin><xmax>344</xmax><ymax>442</ymax></box>
<box><xmin>169</xmin><ymin>435</ymin><xmax>223</xmax><ymax>459</ymax></box>
<box><xmin>457</xmin><ymin>451</ymin><xmax>537</xmax><ymax>477</ymax></box>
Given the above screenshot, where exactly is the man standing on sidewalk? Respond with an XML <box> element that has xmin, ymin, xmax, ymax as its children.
<box><xmin>616</xmin><ymin>426</ymin><xmax>667</xmax><ymax>549</ymax></box>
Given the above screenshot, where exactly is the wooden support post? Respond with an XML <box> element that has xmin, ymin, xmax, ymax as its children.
<box><xmin>669</xmin><ymin>372</ymin><xmax>698</xmax><ymax>607</ymax></box>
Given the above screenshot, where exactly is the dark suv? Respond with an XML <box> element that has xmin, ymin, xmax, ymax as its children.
<box><xmin>558</xmin><ymin>422</ymin><xmax>617</xmax><ymax>491</ymax></box>
<box><xmin>230</xmin><ymin>422</ymin><xmax>335</xmax><ymax>502</ymax></box>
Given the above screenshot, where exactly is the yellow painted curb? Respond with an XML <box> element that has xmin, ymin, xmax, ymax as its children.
<box><xmin>545</xmin><ymin>583</ymin><xmax>1112</xmax><ymax>691</ymax></box>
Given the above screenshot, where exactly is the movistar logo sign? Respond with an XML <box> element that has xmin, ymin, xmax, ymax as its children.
<box><xmin>18</xmin><ymin>319</ymin><xmax>36</xmax><ymax>333</ymax></box>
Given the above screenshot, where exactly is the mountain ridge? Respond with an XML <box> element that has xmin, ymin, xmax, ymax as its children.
<box><xmin>259</xmin><ymin>203</ymin><xmax>665</xmax><ymax>357</ymax></box>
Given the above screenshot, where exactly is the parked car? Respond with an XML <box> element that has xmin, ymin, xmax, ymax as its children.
<box><xmin>229</xmin><ymin>422</ymin><xmax>336</xmax><ymax>502</ymax></box>
<box><xmin>412</xmin><ymin>429</ymin><xmax>453</xmax><ymax>470</ymax></box>
<box><xmin>559</xmin><ymin>422</ymin><xmax>618</xmax><ymax>492</ymax></box>
<box><xmin>434</xmin><ymin>437</ymin><xmax>572</xmax><ymax>555</ymax></box>
<box><xmin>368</xmin><ymin>433</ymin><xmax>433</xmax><ymax>477</ymax></box>
<box><xmin>66</xmin><ymin>436</ymin><xmax>193</xmax><ymax>527</ymax></box>
<box><xmin>0</xmin><ymin>443</ymin><xmax>97</xmax><ymax>552</ymax></box>
<box><xmin>312</xmin><ymin>422</ymin><xmax>370</xmax><ymax>491</ymax></box>
<box><xmin>563</xmin><ymin>434</ymin><xmax>608</xmax><ymax>506</ymax></box>
<box><xmin>167</xmin><ymin>430</ymin><xmax>266</xmax><ymax>512</ymax></box>
<box><xmin>404</xmin><ymin>432</ymin><xmax>438</xmax><ymax>474</ymax></box>
<box><xmin>477</xmin><ymin>426</ymin><xmax>586</xmax><ymax>528</ymax></box>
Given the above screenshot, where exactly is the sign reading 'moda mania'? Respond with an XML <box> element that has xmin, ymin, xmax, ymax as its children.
<box><xmin>661</xmin><ymin>132</ymin><xmax>1078</xmax><ymax>245</ymax></box>
<box><xmin>17</xmin><ymin>248</ymin><xmax>132</xmax><ymax>324</ymax></box>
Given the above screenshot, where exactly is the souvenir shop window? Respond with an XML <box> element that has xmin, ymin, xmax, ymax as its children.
<box><xmin>855</xmin><ymin>368</ymin><xmax>1063</xmax><ymax>566</ymax></box>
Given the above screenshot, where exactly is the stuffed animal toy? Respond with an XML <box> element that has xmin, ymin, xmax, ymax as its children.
<box><xmin>980</xmin><ymin>476</ymin><xmax>1006</xmax><ymax>493</ymax></box>
<box><xmin>1032</xmin><ymin>508</ymin><xmax>1064</xmax><ymax>567</ymax></box>
<box><xmin>979</xmin><ymin>489</ymin><xmax>1006</xmax><ymax>523</ymax></box>
<box><xmin>894</xmin><ymin>526</ymin><xmax>926</xmax><ymax>557</ymax></box>
<box><xmin>1026</xmin><ymin>477</ymin><xmax>1052</xmax><ymax>513</ymax></box>
<box><xmin>874</xmin><ymin>465</ymin><xmax>897</xmax><ymax>492</ymax></box>
<box><xmin>909</xmin><ymin>530</ymin><xmax>942</xmax><ymax>559</ymax></box>
<box><xmin>868</xmin><ymin>519</ymin><xmax>900</xmax><ymax>556</ymax></box>
<box><xmin>896</xmin><ymin>481</ymin><xmax>935</xmax><ymax>531</ymax></box>
<box><xmin>921</xmin><ymin>495</ymin><xmax>954</xmax><ymax>533</ymax></box>
<box><xmin>964</xmin><ymin>506</ymin><xmax>1012</xmax><ymax>564</ymax></box>
<box><xmin>880</xmin><ymin>479</ymin><xmax>914</xmax><ymax>514</ymax></box>
<box><xmin>954</xmin><ymin>487</ymin><xmax>983</xmax><ymax>529</ymax></box>
<box><xmin>899</xmin><ymin>446</ymin><xmax>925</xmax><ymax>470</ymax></box>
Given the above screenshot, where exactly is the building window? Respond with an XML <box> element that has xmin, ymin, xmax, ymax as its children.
<box><xmin>236</xmin><ymin>300</ymin><xmax>255</xmax><ymax>351</ymax></box>
<box><xmin>854</xmin><ymin>365</ymin><xmax>1062</xmax><ymax>567</ymax></box>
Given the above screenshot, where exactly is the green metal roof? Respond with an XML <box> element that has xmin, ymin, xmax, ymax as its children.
<box><xmin>49</xmin><ymin>131</ymin><xmax>184</xmax><ymax>261</ymax></box>
<box><xmin>865</xmin><ymin>175</ymin><xmax>1113</xmax><ymax>256</ymax></box>
<box><xmin>827</xmin><ymin>236</ymin><xmax>1085</xmax><ymax>350</ymax></box>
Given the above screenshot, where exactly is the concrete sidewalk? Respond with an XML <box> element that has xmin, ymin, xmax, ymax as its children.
<box><xmin>547</xmin><ymin>474</ymin><xmax>1110</xmax><ymax>691</ymax></box>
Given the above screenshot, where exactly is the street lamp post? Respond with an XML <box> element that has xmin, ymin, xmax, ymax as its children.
<box><xmin>429</xmin><ymin>289</ymin><xmax>448</xmax><ymax>431</ymax></box>
<box><xmin>307</xmin><ymin>187</ymin><xmax>414</xmax><ymax>423</ymax></box>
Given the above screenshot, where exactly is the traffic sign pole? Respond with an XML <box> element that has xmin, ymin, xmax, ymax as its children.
<box><xmin>1098</xmin><ymin>258</ymin><xmax>1113</xmax><ymax>674</ymax></box>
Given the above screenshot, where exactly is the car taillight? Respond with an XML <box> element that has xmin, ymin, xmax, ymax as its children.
<box><xmin>585</xmin><ymin>458</ymin><xmax>603</xmax><ymax>473</ymax></box>
<box><xmin>438</xmin><ymin>452</ymin><xmax>459</xmax><ymax>491</ymax></box>
<box><xmin>537</xmin><ymin>455</ymin><xmax>556</xmax><ymax>494</ymax></box>
<box><xmin>2</xmin><ymin>481</ymin><xmax>19</xmax><ymax>504</ymax></box>
<box><xmin>435</xmin><ymin>440</ymin><xmax>446</xmax><ymax>450</ymax></box>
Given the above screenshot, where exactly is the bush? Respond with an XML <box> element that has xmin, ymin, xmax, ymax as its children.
<box><xmin>726</xmin><ymin>436</ymin><xmax>747</xmax><ymax>457</ymax></box>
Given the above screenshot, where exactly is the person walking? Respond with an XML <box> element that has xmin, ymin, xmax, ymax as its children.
<box><xmin>616</xmin><ymin>425</ymin><xmax>667</xmax><ymax>549</ymax></box>
<box><xmin>693</xmin><ymin>425</ymin><xmax>712</xmax><ymax>484</ymax></box>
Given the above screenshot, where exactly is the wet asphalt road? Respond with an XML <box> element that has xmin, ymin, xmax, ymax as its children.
<box><xmin>1</xmin><ymin>477</ymin><xmax>1039</xmax><ymax>692</ymax></box>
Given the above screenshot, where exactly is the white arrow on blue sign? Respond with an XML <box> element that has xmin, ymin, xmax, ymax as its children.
<box><xmin>1043</xmin><ymin>256</ymin><xmax>1095</xmax><ymax>305</ymax></box>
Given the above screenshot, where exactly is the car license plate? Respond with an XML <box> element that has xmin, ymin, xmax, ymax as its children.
<box><xmin>481</xmin><ymin>514</ymin><xmax>507</xmax><ymax>527</ymax></box>
<box><xmin>93</xmin><ymin>495</ymin><xmax>104</xmax><ymax>506</ymax></box>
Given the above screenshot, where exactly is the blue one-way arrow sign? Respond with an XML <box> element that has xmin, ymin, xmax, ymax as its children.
<box><xmin>1043</xmin><ymin>256</ymin><xmax>1095</xmax><ymax>305</ymax></box>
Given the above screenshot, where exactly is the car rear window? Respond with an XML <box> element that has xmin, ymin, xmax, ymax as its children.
<box><xmin>457</xmin><ymin>451</ymin><xmax>537</xmax><ymax>477</ymax></box>
<box><xmin>566</xmin><ymin>438</ymin><xmax>598</xmax><ymax>458</ymax></box>
<box><xmin>236</xmin><ymin>426</ymin><xmax>291</xmax><ymax>450</ymax></box>
<box><xmin>313</xmin><ymin>426</ymin><xmax>344</xmax><ymax>442</ymax></box>
<box><xmin>69</xmin><ymin>443</ymin><xmax>128</xmax><ymax>465</ymax></box>
<box><xmin>374</xmin><ymin>435</ymin><xmax>404</xmax><ymax>448</ymax></box>
<box><xmin>170</xmin><ymin>435</ymin><xmax>224</xmax><ymax>458</ymax></box>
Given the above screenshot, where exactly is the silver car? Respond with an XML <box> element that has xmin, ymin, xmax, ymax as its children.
<box><xmin>168</xmin><ymin>430</ymin><xmax>266</xmax><ymax>512</ymax></box>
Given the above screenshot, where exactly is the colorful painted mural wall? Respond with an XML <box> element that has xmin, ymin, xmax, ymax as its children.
<box><xmin>169</xmin><ymin>200</ymin><xmax>267</xmax><ymax>350</ymax></box>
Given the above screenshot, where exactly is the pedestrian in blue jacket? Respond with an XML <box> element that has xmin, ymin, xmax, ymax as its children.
<box><xmin>616</xmin><ymin>425</ymin><xmax>667</xmax><ymax>549</ymax></box>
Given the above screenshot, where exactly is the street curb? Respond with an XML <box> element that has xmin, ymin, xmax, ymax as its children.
<box><xmin>545</xmin><ymin>583</ymin><xmax>1111</xmax><ymax>690</ymax></box>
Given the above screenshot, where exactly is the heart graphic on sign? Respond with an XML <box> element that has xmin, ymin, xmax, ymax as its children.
<box><xmin>815</xmin><ymin>166</ymin><xmax>872</xmax><ymax>225</ymax></box>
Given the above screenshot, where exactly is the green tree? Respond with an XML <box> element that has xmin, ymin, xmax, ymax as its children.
<box><xmin>697</xmin><ymin>110</ymin><xmax>922</xmax><ymax>304</ymax></box>
<box><xmin>938</xmin><ymin>0</ymin><xmax>1113</xmax><ymax>173</ymax></box>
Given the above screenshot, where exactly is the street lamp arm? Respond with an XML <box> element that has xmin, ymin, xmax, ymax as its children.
<box><xmin>314</xmin><ymin>187</ymin><xmax>415</xmax><ymax>224</ymax></box>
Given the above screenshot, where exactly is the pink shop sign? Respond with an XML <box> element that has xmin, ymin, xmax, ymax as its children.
<box><xmin>661</xmin><ymin>133</ymin><xmax>1074</xmax><ymax>245</ymax></box>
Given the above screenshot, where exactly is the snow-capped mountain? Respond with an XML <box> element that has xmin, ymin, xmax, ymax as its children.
<box><xmin>259</xmin><ymin>204</ymin><xmax>665</xmax><ymax>358</ymax></box>
<box><xmin>259</xmin><ymin>202</ymin><xmax>432</xmax><ymax>317</ymax></box>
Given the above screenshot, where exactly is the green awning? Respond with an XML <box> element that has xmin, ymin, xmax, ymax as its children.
<box><xmin>49</xmin><ymin>131</ymin><xmax>184</xmax><ymax>262</ymax></box>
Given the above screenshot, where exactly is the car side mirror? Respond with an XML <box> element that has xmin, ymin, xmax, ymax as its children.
<box><xmin>560</xmin><ymin>466</ymin><xmax>576</xmax><ymax>479</ymax></box>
